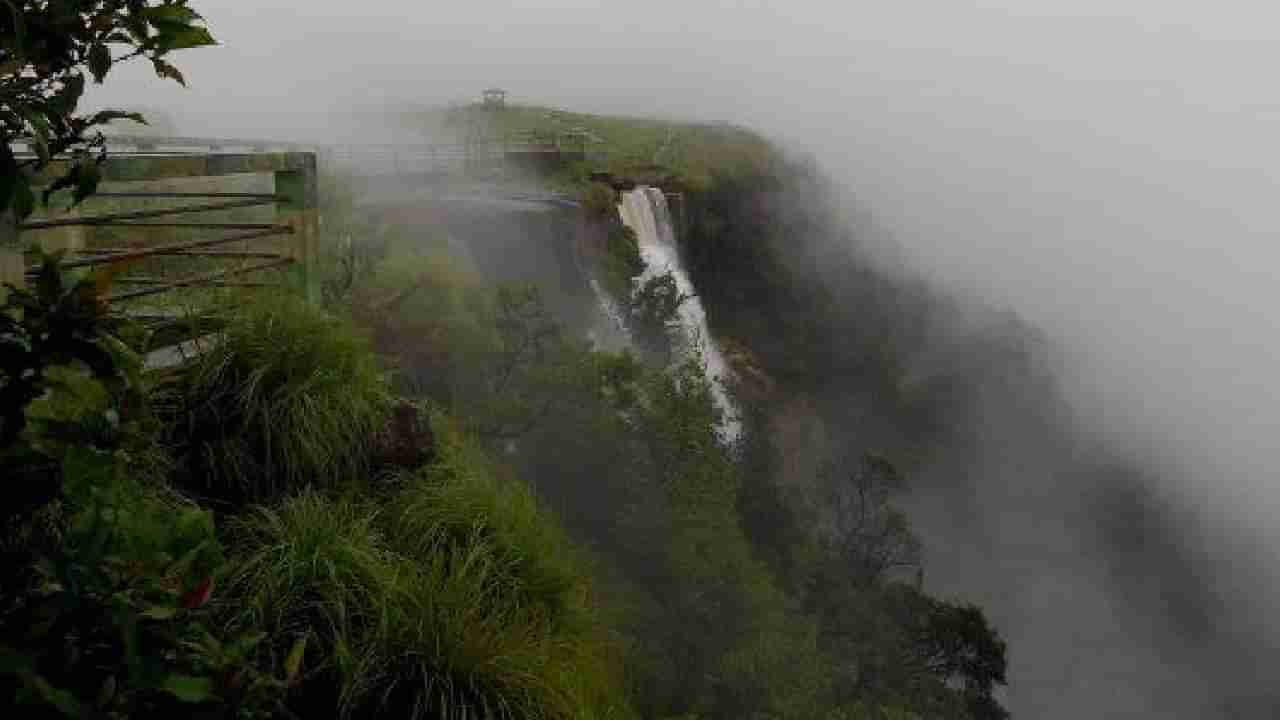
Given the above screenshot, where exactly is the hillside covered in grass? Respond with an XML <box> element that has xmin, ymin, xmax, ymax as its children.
<box><xmin>430</xmin><ymin>101</ymin><xmax>780</xmax><ymax>190</ymax></box>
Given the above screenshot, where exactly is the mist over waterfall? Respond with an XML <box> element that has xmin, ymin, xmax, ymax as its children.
<box><xmin>617</xmin><ymin>187</ymin><xmax>739</xmax><ymax>436</ymax></box>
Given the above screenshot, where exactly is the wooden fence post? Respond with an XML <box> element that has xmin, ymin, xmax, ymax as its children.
<box><xmin>275</xmin><ymin>153</ymin><xmax>320</xmax><ymax>305</ymax></box>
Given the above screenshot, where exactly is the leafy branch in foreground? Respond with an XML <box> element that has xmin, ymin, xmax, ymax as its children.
<box><xmin>0</xmin><ymin>251</ymin><xmax>146</xmax><ymax>520</ymax></box>
<box><xmin>1</xmin><ymin>1</ymin><xmax>217</xmax><ymax>219</ymax></box>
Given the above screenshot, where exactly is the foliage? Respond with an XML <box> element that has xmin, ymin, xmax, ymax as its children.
<box><xmin>0</xmin><ymin>447</ymin><xmax>289</xmax><ymax>720</ymax></box>
<box><xmin>912</xmin><ymin>596</ymin><xmax>1009</xmax><ymax>720</ymax></box>
<box><xmin>599</xmin><ymin>222</ymin><xmax>643</xmax><ymax>300</ymax></box>
<box><xmin>0</xmin><ymin>251</ymin><xmax>147</xmax><ymax>522</ymax></box>
<box><xmin>825</xmin><ymin>453</ymin><xmax>922</xmax><ymax>586</ymax></box>
<box><xmin>627</xmin><ymin>271</ymin><xmax>687</xmax><ymax>360</ymax></box>
<box><xmin>0</xmin><ymin>252</ymin><xmax>112</xmax><ymax>448</ymax></box>
<box><xmin>316</xmin><ymin>168</ymin><xmax>381</xmax><ymax>308</ymax></box>
<box><xmin>352</xmin><ymin>247</ymin><xmax>490</xmax><ymax>400</ymax></box>
<box><xmin>1</xmin><ymin>0</ymin><xmax>216</xmax><ymax>219</ymax></box>
<box><xmin>470</xmin><ymin>284</ymin><xmax>571</xmax><ymax>438</ymax></box>
<box><xmin>353</xmin><ymin>226</ymin><xmax>1011</xmax><ymax>718</ymax></box>
<box><xmin>221</xmin><ymin>436</ymin><xmax>629</xmax><ymax>720</ymax></box>
<box><xmin>354</xmin><ymin>249</ymin><xmax>578</xmax><ymax>442</ymax></box>
<box><xmin>381</xmin><ymin>422</ymin><xmax>627</xmax><ymax>719</ymax></box>
<box><xmin>383</xmin><ymin>421</ymin><xmax>591</xmax><ymax>627</ymax></box>
<box><xmin>160</xmin><ymin>292</ymin><xmax>391</xmax><ymax>505</ymax></box>
<box><xmin>219</xmin><ymin>493</ymin><xmax>405</xmax><ymax>718</ymax></box>
<box><xmin>733</xmin><ymin>401</ymin><xmax>815</xmax><ymax>591</ymax></box>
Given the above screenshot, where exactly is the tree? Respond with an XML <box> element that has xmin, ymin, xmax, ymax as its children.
<box><xmin>826</xmin><ymin>453</ymin><xmax>922</xmax><ymax>585</ymax></box>
<box><xmin>911</xmin><ymin>594</ymin><xmax>1010</xmax><ymax>720</ymax></box>
<box><xmin>1</xmin><ymin>1</ymin><xmax>216</xmax><ymax>219</ymax></box>
<box><xmin>629</xmin><ymin>270</ymin><xmax>687</xmax><ymax>360</ymax></box>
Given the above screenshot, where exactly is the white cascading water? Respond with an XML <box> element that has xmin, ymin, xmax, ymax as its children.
<box><xmin>617</xmin><ymin>187</ymin><xmax>740</xmax><ymax>438</ymax></box>
<box><xmin>589</xmin><ymin>276</ymin><xmax>629</xmax><ymax>335</ymax></box>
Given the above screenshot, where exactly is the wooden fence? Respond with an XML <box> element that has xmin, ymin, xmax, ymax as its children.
<box><xmin>2</xmin><ymin>150</ymin><xmax>319</xmax><ymax>307</ymax></box>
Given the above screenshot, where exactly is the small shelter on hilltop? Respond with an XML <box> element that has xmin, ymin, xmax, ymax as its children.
<box><xmin>482</xmin><ymin>88</ymin><xmax>507</xmax><ymax>109</ymax></box>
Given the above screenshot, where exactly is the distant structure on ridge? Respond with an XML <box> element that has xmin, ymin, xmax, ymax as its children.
<box><xmin>482</xmin><ymin>88</ymin><xmax>507</xmax><ymax>109</ymax></box>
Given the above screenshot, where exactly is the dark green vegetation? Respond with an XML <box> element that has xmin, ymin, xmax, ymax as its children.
<box><xmin>158</xmin><ymin>293</ymin><xmax>391</xmax><ymax>505</ymax></box>
<box><xmin>1</xmin><ymin>1</ymin><xmax>217</xmax><ymax>220</ymax></box>
<box><xmin>0</xmin><ymin>261</ymin><xmax>629</xmax><ymax>718</ymax></box>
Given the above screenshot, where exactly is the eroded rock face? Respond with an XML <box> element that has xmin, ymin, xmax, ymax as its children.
<box><xmin>374</xmin><ymin>400</ymin><xmax>435</xmax><ymax>472</ymax></box>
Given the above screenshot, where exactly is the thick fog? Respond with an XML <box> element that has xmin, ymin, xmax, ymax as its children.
<box><xmin>92</xmin><ymin>1</ymin><xmax>1280</xmax><ymax>716</ymax></box>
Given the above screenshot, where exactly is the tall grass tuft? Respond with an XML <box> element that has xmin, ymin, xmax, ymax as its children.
<box><xmin>220</xmin><ymin>430</ymin><xmax>631</xmax><ymax>720</ymax></box>
<box><xmin>161</xmin><ymin>293</ymin><xmax>391</xmax><ymax>504</ymax></box>
<box><xmin>220</xmin><ymin>494</ymin><xmax>404</xmax><ymax>713</ymax></box>
<box><xmin>382</xmin><ymin>420</ymin><xmax>586</xmax><ymax>627</ymax></box>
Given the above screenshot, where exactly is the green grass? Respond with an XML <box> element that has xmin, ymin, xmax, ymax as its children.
<box><xmin>440</xmin><ymin>102</ymin><xmax>780</xmax><ymax>190</ymax></box>
<box><xmin>160</xmin><ymin>292</ymin><xmax>391</xmax><ymax>505</ymax></box>
<box><xmin>383</xmin><ymin>419</ymin><xmax>594</xmax><ymax>633</ymax></box>
<box><xmin>219</xmin><ymin>422</ymin><xmax>631</xmax><ymax>720</ymax></box>
<box><xmin>219</xmin><ymin>493</ymin><xmax>408</xmax><ymax>715</ymax></box>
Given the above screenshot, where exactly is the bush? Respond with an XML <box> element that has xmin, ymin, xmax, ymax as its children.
<box><xmin>219</xmin><ymin>493</ymin><xmax>404</xmax><ymax>716</ymax></box>
<box><xmin>383</xmin><ymin>418</ymin><xmax>596</xmax><ymax>634</ymax></box>
<box><xmin>0</xmin><ymin>448</ymin><xmax>287</xmax><ymax>719</ymax></box>
<box><xmin>600</xmin><ymin>223</ymin><xmax>644</xmax><ymax>301</ymax></box>
<box><xmin>161</xmin><ymin>293</ymin><xmax>391</xmax><ymax>505</ymax></box>
<box><xmin>221</xmin><ymin>426</ymin><xmax>630</xmax><ymax>720</ymax></box>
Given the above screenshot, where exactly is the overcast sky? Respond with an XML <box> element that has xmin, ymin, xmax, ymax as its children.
<box><xmin>94</xmin><ymin>2</ymin><xmax>1280</xmax><ymax>716</ymax></box>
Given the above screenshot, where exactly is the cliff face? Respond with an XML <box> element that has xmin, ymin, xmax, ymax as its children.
<box><xmin>669</xmin><ymin>154</ymin><xmax>1272</xmax><ymax>718</ymax></box>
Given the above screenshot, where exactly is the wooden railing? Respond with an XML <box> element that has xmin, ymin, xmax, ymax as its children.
<box><xmin>2</xmin><ymin>150</ymin><xmax>319</xmax><ymax>307</ymax></box>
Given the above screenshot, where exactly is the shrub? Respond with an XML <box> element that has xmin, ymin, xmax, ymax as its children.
<box><xmin>219</xmin><ymin>493</ymin><xmax>404</xmax><ymax>716</ymax></box>
<box><xmin>161</xmin><ymin>293</ymin><xmax>391</xmax><ymax>505</ymax></box>
<box><xmin>382</xmin><ymin>418</ymin><xmax>596</xmax><ymax>634</ymax></box>
<box><xmin>600</xmin><ymin>223</ymin><xmax>644</xmax><ymax>301</ymax></box>
<box><xmin>221</xmin><ymin>429</ymin><xmax>630</xmax><ymax>720</ymax></box>
<box><xmin>0</xmin><ymin>448</ymin><xmax>288</xmax><ymax>719</ymax></box>
<box><xmin>0</xmin><ymin>253</ymin><xmax>142</xmax><ymax>516</ymax></box>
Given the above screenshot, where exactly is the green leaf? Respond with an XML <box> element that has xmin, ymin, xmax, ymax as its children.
<box><xmin>61</xmin><ymin>446</ymin><xmax>116</xmax><ymax>502</ymax></box>
<box><xmin>227</xmin><ymin>632</ymin><xmax>267</xmax><ymax>658</ymax></box>
<box><xmin>159</xmin><ymin>26</ymin><xmax>216</xmax><ymax>51</ymax></box>
<box><xmin>24</xmin><ymin>111</ymin><xmax>52</xmax><ymax>164</ymax></box>
<box><xmin>162</xmin><ymin>674</ymin><xmax>215</xmax><ymax>703</ymax></box>
<box><xmin>284</xmin><ymin>635</ymin><xmax>308</xmax><ymax>686</ymax></box>
<box><xmin>88</xmin><ymin>43</ymin><xmax>111</xmax><ymax>83</ymax></box>
<box><xmin>143</xmin><ymin>6</ymin><xmax>204</xmax><ymax>24</ymax></box>
<box><xmin>166</xmin><ymin>537</ymin><xmax>211</xmax><ymax>577</ymax></box>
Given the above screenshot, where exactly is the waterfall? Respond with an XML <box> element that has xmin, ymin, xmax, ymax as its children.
<box><xmin>586</xmin><ymin>275</ymin><xmax>632</xmax><ymax>351</ymax></box>
<box><xmin>617</xmin><ymin>187</ymin><xmax>740</xmax><ymax>438</ymax></box>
